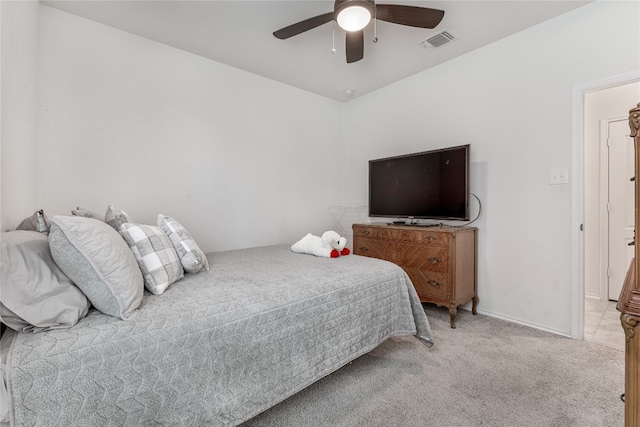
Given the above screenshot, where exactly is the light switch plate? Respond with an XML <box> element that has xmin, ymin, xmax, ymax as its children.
<box><xmin>549</xmin><ymin>168</ymin><xmax>569</xmax><ymax>185</ymax></box>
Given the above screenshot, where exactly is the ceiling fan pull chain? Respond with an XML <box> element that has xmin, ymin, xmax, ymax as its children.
<box><xmin>373</xmin><ymin>6</ymin><xmax>378</xmax><ymax>43</ymax></box>
<box><xmin>332</xmin><ymin>21</ymin><xmax>337</xmax><ymax>54</ymax></box>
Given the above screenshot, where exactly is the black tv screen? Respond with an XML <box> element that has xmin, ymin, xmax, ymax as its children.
<box><xmin>368</xmin><ymin>145</ymin><xmax>470</xmax><ymax>221</ymax></box>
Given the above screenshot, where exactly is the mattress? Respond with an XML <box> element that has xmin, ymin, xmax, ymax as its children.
<box><xmin>3</xmin><ymin>245</ymin><xmax>432</xmax><ymax>426</ymax></box>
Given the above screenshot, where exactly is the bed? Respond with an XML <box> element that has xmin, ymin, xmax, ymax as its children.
<box><xmin>0</xmin><ymin>218</ymin><xmax>432</xmax><ymax>426</ymax></box>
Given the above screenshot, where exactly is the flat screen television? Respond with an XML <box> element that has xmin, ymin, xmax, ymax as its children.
<box><xmin>368</xmin><ymin>144</ymin><xmax>470</xmax><ymax>221</ymax></box>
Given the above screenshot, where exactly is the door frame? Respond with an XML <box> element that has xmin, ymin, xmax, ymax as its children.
<box><xmin>572</xmin><ymin>70</ymin><xmax>640</xmax><ymax>340</ymax></box>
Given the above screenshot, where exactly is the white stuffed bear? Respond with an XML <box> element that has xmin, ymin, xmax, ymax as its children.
<box><xmin>291</xmin><ymin>230</ymin><xmax>351</xmax><ymax>258</ymax></box>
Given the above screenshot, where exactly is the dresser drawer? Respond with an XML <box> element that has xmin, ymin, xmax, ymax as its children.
<box><xmin>409</xmin><ymin>268</ymin><xmax>451</xmax><ymax>301</ymax></box>
<box><xmin>413</xmin><ymin>230</ymin><xmax>451</xmax><ymax>246</ymax></box>
<box><xmin>353</xmin><ymin>226</ymin><xmax>451</xmax><ymax>246</ymax></box>
<box><xmin>353</xmin><ymin>237</ymin><xmax>388</xmax><ymax>259</ymax></box>
<box><xmin>398</xmin><ymin>244</ymin><xmax>450</xmax><ymax>274</ymax></box>
<box><xmin>354</xmin><ymin>238</ymin><xmax>450</xmax><ymax>274</ymax></box>
<box><xmin>353</xmin><ymin>226</ymin><xmax>379</xmax><ymax>239</ymax></box>
<box><xmin>354</xmin><ymin>237</ymin><xmax>453</xmax><ymax>300</ymax></box>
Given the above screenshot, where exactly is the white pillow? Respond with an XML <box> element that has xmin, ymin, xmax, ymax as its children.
<box><xmin>49</xmin><ymin>216</ymin><xmax>144</xmax><ymax>320</ymax></box>
<box><xmin>157</xmin><ymin>214</ymin><xmax>209</xmax><ymax>274</ymax></box>
<box><xmin>120</xmin><ymin>223</ymin><xmax>184</xmax><ymax>295</ymax></box>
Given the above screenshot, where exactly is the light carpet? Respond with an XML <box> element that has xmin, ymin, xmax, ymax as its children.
<box><xmin>242</xmin><ymin>304</ymin><xmax>625</xmax><ymax>427</ymax></box>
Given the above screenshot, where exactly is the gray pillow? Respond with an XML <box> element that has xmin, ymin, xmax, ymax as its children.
<box><xmin>0</xmin><ymin>231</ymin><xmax>90</xmax><ymax>332</ymax></box>
<box><xmin>104</xmin><ymin>204</ymin><xmax>132</xmax><ymax>232</ymax></box>
<box><xmin>120</xmin><ymin>223</ymin><xmax>184</xmax><ymax>295</ymax></box>
<box><xmin>49</xmin><ymin>216</ymin><xmax>144</xmax><ymax>320</ymax></box>
<box><xmin>157</xmin><ymin>214</ymin><xmax>209</xmax><ymax>274</ymax></box>
<box><xmin>15</xmin><ymin>210</ymin><xmax>50</xmax><ymax>235</ymax></box>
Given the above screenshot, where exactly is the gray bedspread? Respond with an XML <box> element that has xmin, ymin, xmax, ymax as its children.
<box><xmin>5</xmin><ymin>245</ymin><xmax>432</xmax><ymax>426</ymax></box>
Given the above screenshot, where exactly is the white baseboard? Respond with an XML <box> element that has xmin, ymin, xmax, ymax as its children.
<box><xmin>457</xmin><ymin>305</ymin><xmax>572</xmax><ymax>338</ymax></box>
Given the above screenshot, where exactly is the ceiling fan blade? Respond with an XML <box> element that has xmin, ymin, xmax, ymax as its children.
<box><xmin>273</xmin><ymin>12</ymin><xmax>335</xmax><ymax>39</ymax></box>
<box><xmin>345</xmin><ymin>30</ymin><xmax>364</xmax><ymax>63</ymax></box>
<box><xmin>375</xmin><ymin>5</ymin><xmax>445</xmax><ymax>29</ymax></box>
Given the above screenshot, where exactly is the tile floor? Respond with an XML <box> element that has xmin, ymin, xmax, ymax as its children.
<box><xmin>584</xmin><ymin>298</ymin><xmax>626</xmax><ymax>351</ymax></box>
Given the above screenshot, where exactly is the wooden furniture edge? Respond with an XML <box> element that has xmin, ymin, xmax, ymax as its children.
<box><xmin>618</xmin><ymin>102</ymin><xmax>640</xmax><ymax>427</ymax></box>
<box><xmin>618</xmin><ymin>261</ymin><xmax>640</xmax><ymax>427</ymax></box>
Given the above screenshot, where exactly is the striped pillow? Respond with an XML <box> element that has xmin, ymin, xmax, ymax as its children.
<box><xmin>120</xmin><ymin>223</ymin><xmax>184</xmax><ymax>295</ymax></box>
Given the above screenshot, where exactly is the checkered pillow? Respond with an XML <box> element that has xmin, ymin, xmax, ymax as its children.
<box><xmin>120</xmin><ymin>223</ymin><xmax>184</xmax><ymax>295</ymax></box>
<box><xmin>157</xmin><ymin>214</ymin><xmax>209</xmax><ymax>274</ymax></box>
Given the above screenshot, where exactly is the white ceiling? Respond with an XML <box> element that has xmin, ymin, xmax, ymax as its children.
<box><xmin>41</xmin><ymin>0</ymin><xmax>591</xmax><ymax>102</ymax></box>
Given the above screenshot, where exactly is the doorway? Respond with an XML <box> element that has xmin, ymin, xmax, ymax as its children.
<box><xmin>602</xmin><ymin>118</ymin><xmax>635</xmax><ymax>301</ymax></box>
<box><xmin>572</xmin><ymin>72</ymin><xmax>640</xmax><ymax>340</ymax></box>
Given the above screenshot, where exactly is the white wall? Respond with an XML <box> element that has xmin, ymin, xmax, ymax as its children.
<box><xmin>4</xmin><ymin>1</ymin><xmax>639</xmax><ymax>334</ymax></box>
<box><xmin>584</xmin><ymin>82</ymin><xmax>640</xmax><ymax>299</ymax></box>
<box><xmin>0</xmin><ymin>1</ymin><xmax>39</xmax><ymax>231</ymax></box>
<box><xmin>341</xmin><ymin>0</ymin><xmax>640</xmax><ymax>335</ymax></box>
<box><xmin>36</xmin><ymin>5</ymin><xmax>343</xmax><ymax>252</ymax></box>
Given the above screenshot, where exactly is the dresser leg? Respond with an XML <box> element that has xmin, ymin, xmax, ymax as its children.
<box><xmin>449</xmin><ymin>307</ymin><xmax>457</xmax><ymax>329</ymax></box>
<box><xmin>472</xmin><ymin>295</ymin><xmax>479</xmax><ymax>315</ymax></box>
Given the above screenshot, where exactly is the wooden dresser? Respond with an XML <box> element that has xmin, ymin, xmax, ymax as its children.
<box><xmin>618</xmin><ymin>102</ymin><xmax>640</xmax><ymax>427</ymax></box>
<box><xmin>352</xmin><ymin>223</ymin><xmax>477</xmax><ymax>328</ymax></box>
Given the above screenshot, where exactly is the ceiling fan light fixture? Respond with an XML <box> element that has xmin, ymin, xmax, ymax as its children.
<box><xmin>335</xmin><ymin>0</ymin><xmax>374</xmax><ymax>32</ymax></box>
<box><xmin>273</xmin><ymin>0</ymin><xmax>445</xmax><ymax>63</ymax></box>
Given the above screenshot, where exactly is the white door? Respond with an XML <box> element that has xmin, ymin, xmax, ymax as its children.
<box><xmin>607</xmin><ymin>119</ymin><xmax>635</xmax><ymax>300</ymax></box>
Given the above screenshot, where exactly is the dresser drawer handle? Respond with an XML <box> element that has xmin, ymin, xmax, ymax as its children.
<box><xmin>426</xmin><ymin>236</ymin><xmax>437</xmax><ymax>242</ymax></box>
<box><xmin>427</xmin><ymin>280</ymin><xmax>441</xmax><ymax>287</ymax></box>
<box><xmin>359</xmin><ymin>247</ymin><xmax>369</xmax><ymax>252</ymax></box>
<box><xmin>362</xmin><ymin>230</ymin><xmax>371</xmax><ymax>236</ymax></box>
<box><xmin>427</xmin><ymin>257</ymin><xmax>441</xmax><ymax>264</ymax></box>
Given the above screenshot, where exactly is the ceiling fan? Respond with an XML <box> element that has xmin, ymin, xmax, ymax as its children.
<box><xmin>273</xmin><ymin>0</ymin><xmax>445</xmax><ymax>63</ymax></box>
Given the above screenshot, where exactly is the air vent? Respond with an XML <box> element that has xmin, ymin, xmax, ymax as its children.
<box><xmin>419</xmin><ymin>30</ymin><xmax>457</xmax><ymax>50</ymax></box>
